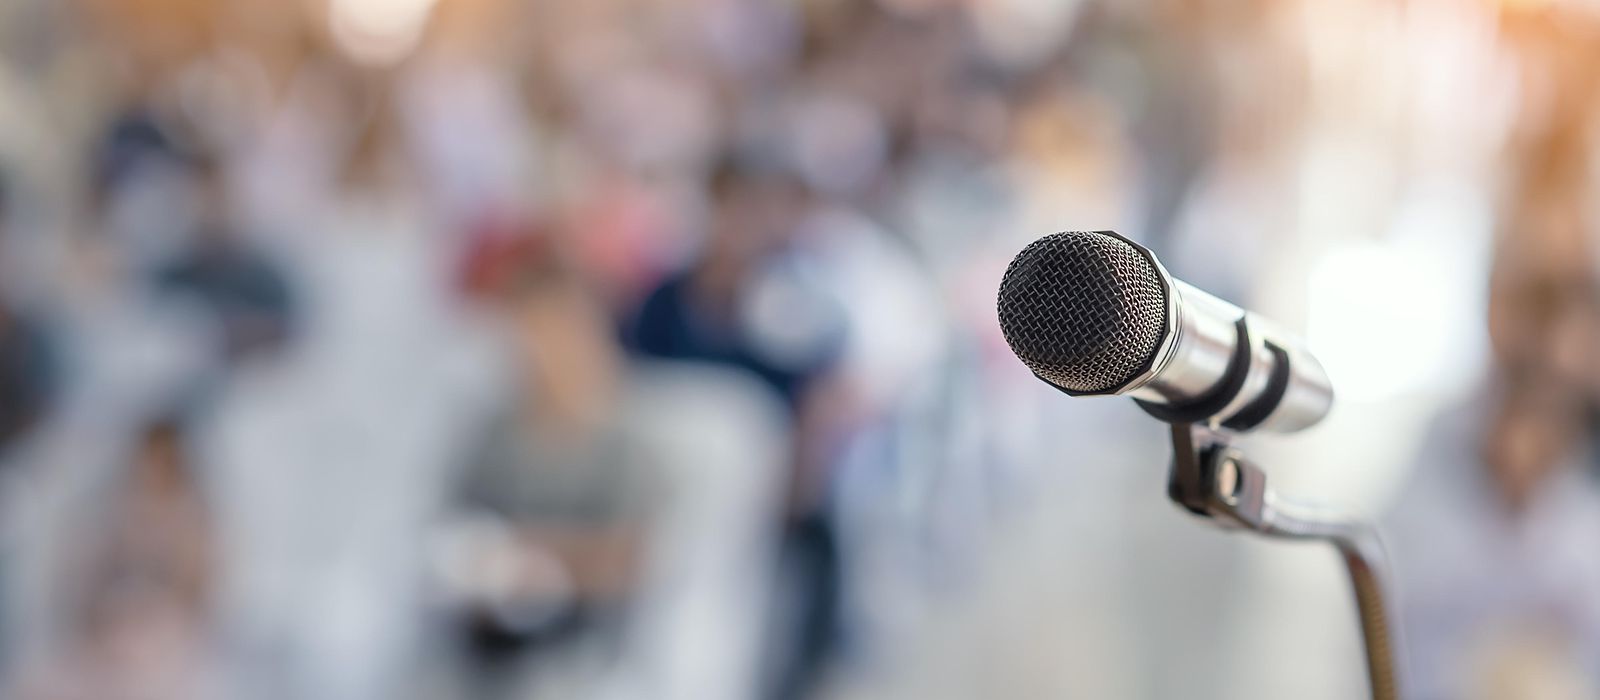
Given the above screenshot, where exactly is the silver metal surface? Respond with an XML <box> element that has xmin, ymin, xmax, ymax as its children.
<box><xmin>1126</xmin><ymin>271</ymin><xmax>1334</xmax><ymax>433</ymax></box>
<box><xmin>1256</xmin><ymin>341</ymin><xmax>1336</xmax><ymax>432</ymax></box>
<box><xmin>1129</xmin><ymin>278</ymin><xmax>1242</xmax><ymax>405</ymax></box>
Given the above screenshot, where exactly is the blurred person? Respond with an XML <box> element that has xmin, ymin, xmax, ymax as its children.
<box><xmin>431</xmin><ymin>224</ymin><xmax>788</xmax><ymax>700</ymax></box>
<box><xmin>1389</xmin><ymin>372</ymin><xmax>1600</xmax><ymax>700</ymax></box>
<box><xmin>883</xmin><ymin>63</ymin><xmax>1017</xmax><ymax>285</ymax></box>
<box><xmin>687</xmin><ymin>0</ymin><xmax>803</xmax><ymax>88</ymax></box>
<box><xmin>189</xmin><ymin>67</ymin><xmax>489</xmax><ymax>700</ymax></box>
<box><xmin>1487</xmin><ymin>230</ymin><xmax>1600</xmax><ymax>453</ymax></box>
<box><xmin>1389</xmin><ymin>47</ymin><xmax>1600</xmax><ymax>690</ymax></box>
<box><xmin>12</xmin><ymin>414</ymin><xmax>218</xmax><ymax>700</ymax></box>
<box><xmin>1493</xmin><ymin>1</ymin><xmax>1600</xmax><ymax>408</ymax></box>
<box><xmin>93</xmin><ymin>109</ymin><xmax>184</xmax><ymax>202</ymax></box>
<box><xmin>631</xmin><ymin>161</ymin><xmax>842</xmax><ymax>410</ymax></box>
<box><xmin>1002</xmin><ymin>84</ymin><xmax>1132</xmax><ymax>245</ymax></box>
<box><xmin>87</xmin><ymin>106</ymin><xmax>212</xmax><ymax>279</ymax></box>
<box><xmin>440</xmin><ymin>232</ymin><xmax>649</xmax><ymax>698</ymax></box>
<box><xmin>628</xmin><ymin>158</ymin><xmax>849</xmax><ymax>700</ymax></box>
<box><xmin>1</xmin><ymin>90</ymin><xmax>221</xmax><ymax>696</ymax></box>
<box><xmin>1065</xmin><ymin>0</ymin><xmax>1220</xmax><ymax>254</ymax></box>
<box><xmin>49</xmin><ymin>102</ymin><xmax>228</xmax><ymax>419</ymax></box>
<box><xmin>33</xmin><ymin>3</ymin><xmax>1600</xmax><ymax>700</ymax></box>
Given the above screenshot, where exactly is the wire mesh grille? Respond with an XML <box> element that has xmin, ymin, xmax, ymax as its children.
<box><xmin>997</xmin><ymin>231</ymin><xmax>1169</xmax><ymax>394</ymax></box>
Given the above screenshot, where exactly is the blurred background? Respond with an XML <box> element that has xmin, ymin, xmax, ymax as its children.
<box><xmin>0</xmin><ymin>0</ymin><xmax>1596</xmax><ymax>698</ymax></box>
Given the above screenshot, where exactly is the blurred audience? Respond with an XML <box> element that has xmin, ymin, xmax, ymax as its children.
<box><xmin>1386</xmin><ymin>5</ymin><xmax>1600</xmax><ymax>698</ymax></box>
<box><xmin>0</xmin><ymin>1</ymin><xmax>1597</xmax><ymax>699</ymax></box>
<box><xmin>14</xmin><ymin>415</ymin><xmax>217</xmax><ymax>700</ymax></box>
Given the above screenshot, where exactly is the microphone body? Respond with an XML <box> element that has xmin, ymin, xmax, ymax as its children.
<box><xmin>997</xmin><ymin>230</ymin><xmax>1333</xmax><ymax>433</ymax></box>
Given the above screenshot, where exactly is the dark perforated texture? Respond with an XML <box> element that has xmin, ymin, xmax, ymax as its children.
<box><xmin>997</xmin><ymin>231</ymin><xmax>1168</xmax><ymax>394</ymax></box>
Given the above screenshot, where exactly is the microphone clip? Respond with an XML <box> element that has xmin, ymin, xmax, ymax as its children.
<box><xmin>1164</xmin><ymin>423</ymin><xmax>1404</xmax><ymax>700</ymax></box>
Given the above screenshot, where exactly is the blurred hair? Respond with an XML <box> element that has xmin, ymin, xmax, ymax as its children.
<box><xmin>91</xmin><ymin>110</ymin><xmax>189</xmax><ymax>203</ymax></box>
<box><xmin>132</xmin><ymin>410</ymin><xmax>198</xmax><ymax>485</ymax></box>
<box><xmin>139</xmin><ymin>414</ymin><xmax>184</xmax><ymax>449</ymax></box>
<box><xmin>707</xmin><ymin>149</ymin><xmax>808</xmax><ymax>204</ymax></box>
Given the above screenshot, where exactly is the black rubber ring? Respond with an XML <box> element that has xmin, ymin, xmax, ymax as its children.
<box><xmin>1135</xmin><ymin>317</ymin><xmax>1253</xmax><ymax>425</ymax></box>
<box><xmin>1222</xmin><ymin>341</ymin><xmax>1291</xmax><ymax>431</ymax></box>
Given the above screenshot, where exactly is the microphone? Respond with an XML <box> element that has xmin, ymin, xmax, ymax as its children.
<box><xmin>996</xmin><ymin>230</ymin><xmax>1333</xmax><ymax>433</ymax></box>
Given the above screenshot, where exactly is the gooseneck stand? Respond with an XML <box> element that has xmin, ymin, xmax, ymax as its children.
<box><xmin>1167</xmin><ymin>423</ymin><xmax>1401</xmax><ymax>700</ymax></box>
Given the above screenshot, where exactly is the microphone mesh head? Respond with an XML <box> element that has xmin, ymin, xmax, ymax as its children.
<box><xmin>997</xmin><ymin>231</ymin><xmax>1169</xmax><ymax>394</ymax></box>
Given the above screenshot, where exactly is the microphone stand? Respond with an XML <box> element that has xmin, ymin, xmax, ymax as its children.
<box><xmin>1166</xmin><ymin>423</ymin><xmax>1401</xmax><ymax>700</ymax></box>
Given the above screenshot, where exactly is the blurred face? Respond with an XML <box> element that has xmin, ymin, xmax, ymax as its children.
<box><xmin>699</xmin><ymin>176</ymin><xmax>806</xmax><ymax>299</ymax></box>
<box><xmin>1490</xmin><ymin>273</ymin><xmax>1600</xmax><ymax>405</ymax></box>
<box><xmin>136</xmin><ymin>427</ymin><xmax>188</xmax><ymax>493</ymax></box>
<box><xmin>1485</xmin><ymin>385</ymin><xmax>1579</xmax><ymax>512</ymax></box>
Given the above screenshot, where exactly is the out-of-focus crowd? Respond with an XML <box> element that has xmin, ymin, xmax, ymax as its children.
<box><xmin>0</xmin><ymin>0</ymin><xmax>1598</xmax><ymax>699</ymax></box>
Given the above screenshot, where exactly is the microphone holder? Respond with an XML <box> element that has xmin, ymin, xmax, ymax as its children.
<box><xmin>1166</xmin><ymin>423</ymin><xmax>1401</xmax><ymax>700</ymax></box>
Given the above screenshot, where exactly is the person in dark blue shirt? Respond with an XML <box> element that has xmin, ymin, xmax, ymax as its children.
<box><xmin>629</xmin><ymin>158</ymin><xmax>849</xmax><ymax>700</ymax></box>
<box><xmin>630</xmin><ymin>160</ymin><xmax>841</xmax><ymax>407</ymax></box>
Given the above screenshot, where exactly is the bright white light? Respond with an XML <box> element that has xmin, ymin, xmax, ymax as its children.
<box><xmin>1306</xmin><ymin>237</ymin><xmax>1481</xmax><ymax>403</ymax></box>
<box><xmin>1308</xmin><ymin>245</ymin><xmax>1418</xmax><ymax>402</ymax></box>
<box><xmin>329</xmin><ymin>0</ymin><xmax>439</xmax><ymax>66</ymax></box>
<box><xmin>968</xmin><ymin>0</ymin><xmax>1086</xmax><ymax>70</ymax></box>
